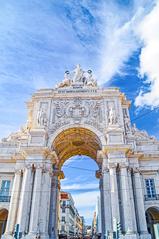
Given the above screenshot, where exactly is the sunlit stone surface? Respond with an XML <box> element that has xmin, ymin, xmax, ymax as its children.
<box><xmin>0</xmin><ymin>66</ymin><xmax>159</xmax><ymax>239</ymax></box>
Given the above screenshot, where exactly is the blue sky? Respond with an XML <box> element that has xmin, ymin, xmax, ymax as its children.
<box><xmin>0</xmin><ymin>0</ymin><xmax>159</xmax><ymax>224</ymax></box>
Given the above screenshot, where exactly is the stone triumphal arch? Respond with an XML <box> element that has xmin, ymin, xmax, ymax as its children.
<box><xmin>1</xmin><ymin>65</ymin><xmax>159</xmax><ymax>239</ymax></box>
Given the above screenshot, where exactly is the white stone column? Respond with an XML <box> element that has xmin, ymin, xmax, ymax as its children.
<box><xmin>102</xmin><ymin>163</ymin><xmax>113</xmax><ymax>237</ymax></box>
<box><xmin>127</xmin><ymin>168</ymin><xmax>137</xmax><ymax>233</ymax></box>
<box><xmin>133</xmin><ymin>168</ymin><xmax>151</xmax><ymax>239</ymax></box>
<box><xmin>109</xmin><ymin>164</ymin><xmax>120</xmax><ymax>231</ymax></box>
<box><xmin>28</xmin><ymin>165</ymin><xmax>42</xmax><ymax>236</ymax></box>
<box><xmin>49</xmin><ymin>172</ymin><xmax>59</xmax><ymax>239</ymax></box>
<box><xmin>16</xmin><ymin>165</ymin><xmax>32</xmax><ymax>235</ymax></box>
<box><xmin>120</xmin><ymin>165</ymin><xmax>137</xmax><ymax>239</ymax></box>
<box><xmin>39</xmin><ymin>169</ymin><xmax>51</xmax><ymax>239</ymax></box>
<box><xmin>99</xmin><ymin>177</ymin><xmax>106</xmax><ymax>239</ymax></box>
<box><xmin>4</xmin><ymin>170</ymin><xmax>22</xmax><ymax>237</ymax></box>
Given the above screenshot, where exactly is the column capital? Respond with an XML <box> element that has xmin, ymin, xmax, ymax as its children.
<box><xmin>53</xmin><ymin>169</ymin><xmax>65</xmax><ymax>180</ymax></box>
<box><xmin>15</xmin><ymin>169</ymin><xmax>23</xmax><ymax>175</ymax></box>
<box><xmin>102</xmin><ymin>166</ymin><xmax>109</xmax><ymax>173</ymax></box>
<box><xmin>44</xmin><ymin>149</ymin><xmax>58</xmax><ymax>164</ymax></box>
<box><xmin>119</xmin><ymin>162</ymin><xmax>129</xmax><ymax>169</ymax></box>
<box><xmin>127</xmin><ymin>166</ymin><xmax>133</xmax><ymax>173</ymax></box>
<box><xmin>25</xmin><ymin>163</ymin><xmax>33</xmax><ymax>169</ymax></box>
<box><xmin>95</xmin><ymin>169</ymin><xmax>102</xmax><ymax>179</ymax></box>
<box><xmin>132</xmin><ymin>167</ymin><xmax>141</xmax><ymax>174</ymax></box>
<box><xmin>108</xmin><ymin>163</ymin><xmax>118</xmax><ymax>169</ymax></box>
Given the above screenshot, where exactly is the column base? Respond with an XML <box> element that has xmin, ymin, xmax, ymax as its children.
<box><xmin>139</xmin><ymin>233</ymin><xmax>152</xmax><ymax>239</ymax></box>
<box><xmin>2</xmin><ymin>234</ymin><xmax>50</xmax><ymax>239</ymax></box>
<box><xmin>1</xmin><ymin>235</ymin><xmax>13</xmax><ymax>239</ymax></box>
<box><xmin>25</xmin><ymin>234</ymin><xmax>49</xmax><ymax>239</ymax></box>
<box><xmin>122</xmin><ymin>233</ymin><xmax>138</xmax><ymax>239</ymax></box>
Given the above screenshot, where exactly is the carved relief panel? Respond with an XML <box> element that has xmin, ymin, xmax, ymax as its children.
<box><xmin>49</xmin><ymin>98</ymin><xmax>104</xmax><ymax>131</ymax></box>
<box><xmin>37</xmin><ymin>102</ymin><xmax>49</xmax><ymax>127</ymax></box>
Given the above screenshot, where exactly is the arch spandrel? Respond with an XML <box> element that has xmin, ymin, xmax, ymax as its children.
<box><xmin>52</xmin><ymin>127</ymin><xmax>103</xmax><ymax>168</ymax></box>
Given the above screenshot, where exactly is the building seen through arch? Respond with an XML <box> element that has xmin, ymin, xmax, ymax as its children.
<box><xmin>0</xmin><ymin>65</ymin><xmax>159</xmax><ymax>238</ymax></box>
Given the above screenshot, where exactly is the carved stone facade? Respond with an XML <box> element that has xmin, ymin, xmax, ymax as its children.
<box><xmin>0</xmin><ymin>66</ymin><xmax>159</xmax><ymax>239</ymax></box>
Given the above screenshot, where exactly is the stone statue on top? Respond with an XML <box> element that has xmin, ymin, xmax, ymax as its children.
<box><xmin>57</xmin><ymin>64</ymin><xmax>97</xmax><ymax>88</ymax></box>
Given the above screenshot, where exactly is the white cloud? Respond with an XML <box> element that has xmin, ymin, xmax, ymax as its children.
<box><xmin>135</xmin><ymin>1</ymin><xmax>159</xmax><ymax>107</ymax></box>
<box><xmin>72</xmin><ymin>191</ymin><xmax>99</xmax><ymax>223</ymax></box>
<box><xmin>72</xmin><ymin>191</ymin><xmax>99</xmax><ymax>208</ymax></box>
<box><xmin>96</xmin><ymin>0</ymin><xmax>154</xmax><ymax>84</ymax></box>
<box><xmin>0</xmin><ymin>123</ymin><xmax>19</xmax><ymax>139</ymax></box>
<box><xmin>61</xmin><ymin>182</ymin><xmax>99</xmax><ymax>190</ymax></box>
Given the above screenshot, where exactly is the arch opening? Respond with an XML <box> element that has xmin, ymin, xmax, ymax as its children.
<box><xmin>0</xmin><ymin>209</ymin><xmax>8</xmax><ymax>238</ymax></box>
<box><xmin>146</xmin><ymin>207</ymin><xmax>159</xmax><ymax>239</ymax></box>
<box><xmin>60</xmin><ymin>155</ymin><xmax>101</xmax><ymax>237</ymax></box>
<box><xmin>52</xmin><ymin>127</ymin><xmax>102</xmax><ymax>168</ymax></box>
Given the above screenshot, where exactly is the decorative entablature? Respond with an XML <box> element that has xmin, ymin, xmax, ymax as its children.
<box><xmin>1</xmin><ymin>65</ymin><xmax>159</xmax><ymax>165</ymax></box>
<box><xmin>119</xmin><ymin>92</ymin><xmax>131</xmax><ymax>108</ymax></box>
<box><xmin>25</xmin><ymin>66</ymin><xmax>129</xmax><ymax>136</ymax></box>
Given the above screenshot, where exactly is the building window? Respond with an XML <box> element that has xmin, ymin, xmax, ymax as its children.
<box><xmin>62</xmin><ymin>201</ymin><xmax>66</xmax><ymax>206</ymax></box>
<box><xmin>0</xmin><ymin>180</ymin><xmax>11</xmax><ymax>196</ymax></box>
<box><xmin>62</xmin><ymin>208</ymin><xmax>65</xmax><ymax>213</ymax></box>
<box><xmin>62</xmin><ymin>216</ymin><xmax>65</xmax><ymax>222</ymax></box>
<box><xmin>61</xmin><ymin>225</ymin><xmax>65</xmax><ymax>232</ymax></box>
<box><xmin>145</xmin><ymin>178</ymin><xmax>156</xmax><ymax>198</ymax></box>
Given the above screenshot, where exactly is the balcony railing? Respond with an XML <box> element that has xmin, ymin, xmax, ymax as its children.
<box><xmin>144</xmin><ymin>194</ymin><xmax>159</xmax><ymax>201</ymax></box>
<box><xmin>0</xmin><ymin>195</ymin><xmax>11</xmax><ymax>202</ymax></box>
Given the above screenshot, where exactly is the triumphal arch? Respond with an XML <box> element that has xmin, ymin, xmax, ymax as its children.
<box><xmin>0</xmin><ymin>65</ymin><xmax>159</xmax><ymax>239</ymax></box>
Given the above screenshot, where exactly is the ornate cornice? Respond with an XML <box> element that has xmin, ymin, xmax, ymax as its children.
<box><xmin>127</xmin><ymin>151</ymin><xmax>144</xmax><ymax>160</ymax></box>
<box><xmin>44</xmin><ymin>149</ymin><xmax>58</xmax><ymax>164</ymax></box>
<box><xmin>11</xmin><ymin>151</ymin><xmax>26</xmax><ymax>161</ymax></box>
<box><xmin>103</xmin><ymin>144</ymin><xmax>131</xmax><ymax>155</ymax></box>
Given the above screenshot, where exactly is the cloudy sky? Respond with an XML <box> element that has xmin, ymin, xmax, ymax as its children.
<box><xmin>0</xmin><ymin>0</ymin><xmax>159</xmax><ymax>224</ymax></box>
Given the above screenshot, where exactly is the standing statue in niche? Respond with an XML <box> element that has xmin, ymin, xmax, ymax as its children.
<box><xmin>37</xmin><ymin>107</ymin><xmax>48</xmax><ymax>127</ymax></box>
<box><xmin>124</xmin><ymin>115</ymin><xmax>131</xmax><ymax>132</ymax></box>
<box><xmin>108</xmin><ymin>106</ymin><xmax>117</xmax><ymax>125</ymax></box>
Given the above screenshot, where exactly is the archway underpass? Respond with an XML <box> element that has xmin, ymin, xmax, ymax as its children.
<box><xmin>51</xmin><ymin>127</ymin><xmax>104</xmax><ymax>238</ymax></box>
